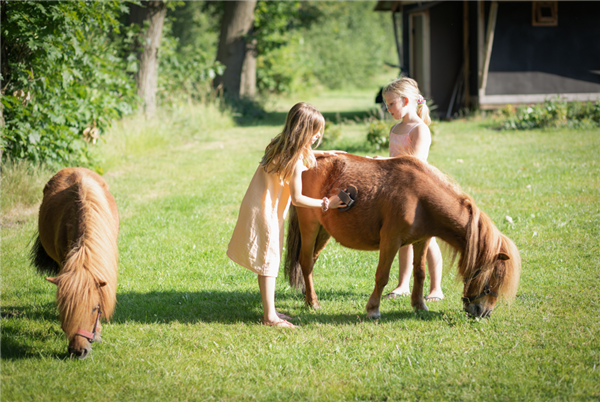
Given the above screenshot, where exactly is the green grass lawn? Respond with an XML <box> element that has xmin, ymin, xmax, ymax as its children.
<box><xmin>2</xmin><ymin>95</ymin><xmax>599</xmax><ymax>401</ymax></box>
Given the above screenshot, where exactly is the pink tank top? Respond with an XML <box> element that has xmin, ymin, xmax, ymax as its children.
<box><xmin>389</xmin><ymin>122</ymin><xmax>425</xmax><ymax>158</ymax></box>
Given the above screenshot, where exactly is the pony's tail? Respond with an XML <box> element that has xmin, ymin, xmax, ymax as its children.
<box><xmin>30</xmin><ymin>234</ymin><xmax>60</xmax><ymax>275</ymax></box>
<box><xmin>284</xmin><ymin>206</ymin><xmax>305</xmax><ymax>291</ymax></box>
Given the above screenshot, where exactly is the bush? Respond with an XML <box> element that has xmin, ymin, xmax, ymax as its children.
<box><xmin>253</xmin><ymin>1</ymin><xmax>395</xmax><ymax>95</ymax></box>
<box><xmin>158</xmin><ymin>9</ymin><xmax>224</xmax><ymax>107</ymax></box>
<box><xmin>1</xmin><ymin>1</ymin><xmax>137</xmax><ymax>167</ymax></box>
<box><xmin>299</xmin><ymin>2</ymin><xmax>395</xmax><ymax>90</ymax></box>
<box><xmin>321</xmin><ymin>120</ymin><xmax>342</xmax><ymax>146</ymax></box>
<box><xmin>366</xmin><ymin>119</ymin><xmax>393</xmax><ymax>150</ymax></box>
<box><xmin>497</xmin><ymin>98</ymin><xmax>600</xmax><ymax>130</ymax></box>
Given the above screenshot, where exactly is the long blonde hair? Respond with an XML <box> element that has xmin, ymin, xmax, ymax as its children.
<box><xmin>383</xmin><ymin>77</ymin><xmax>431</xmax><ymax>125</ymax></box>
<box><xmin>261</xmin><ymin>102</ymin><xmax>325</xmax><ymax>182</ymax></box>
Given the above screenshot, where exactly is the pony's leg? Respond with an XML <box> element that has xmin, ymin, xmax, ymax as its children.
<box><xmin>297</xmin><ymin>213</ymin><xmax>324</xmax><ymax>309</ymax></box>
<box><xmin>411</xmin><ymin>239</ymin><xmax>431</xmax><ymax>311</ymax></box>
<box><xmin>304</xmin><ymin>226</ymin><xmax>331</xmax><ymax>308</ymax></box>
<box><xmin>365</xmin><ymin>240</ymin><xmax>399</xmax><ymax>319</ymax></box>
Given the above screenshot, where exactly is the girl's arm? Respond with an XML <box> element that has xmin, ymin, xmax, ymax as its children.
<box><xmin>410</xmin><ymin>124</ymin><xmax>432</xmax><ymax>160</ymax></box>
<box><xmin>313</xmin><ymin>150</ymin><xmax>347</xmax><ymax>157</ymax></box>
<box><xmin>289</xmin><ymin>160</ymin><xmax>345</xmax><ymax>210</ymax></box>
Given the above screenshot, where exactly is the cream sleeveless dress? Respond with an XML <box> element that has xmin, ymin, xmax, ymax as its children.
<box><xmin>227</xmin><ymin>160</ymin><xmax>308</xmax><ymax>277</ymax></box>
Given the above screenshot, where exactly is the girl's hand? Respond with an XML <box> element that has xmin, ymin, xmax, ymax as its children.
<box><xmin>327</xmin><ymin>194</ymin><xmax>346</xmax><ymax>210</ymax></box>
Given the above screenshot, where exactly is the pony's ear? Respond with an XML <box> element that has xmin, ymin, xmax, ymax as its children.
<box><xmin>98</xmin><ymin>281</ymin><xmax>107</xmax><ymax>288</ymax></box>
<box><xmin>46</xmin><ymin>277</ymin><xmax>59</xmax><ymax>285</ymax></box>
<box><xmin>497</xmin><ymin>253</ymin><xmax>510</xmax><ymax>261</ymax></box>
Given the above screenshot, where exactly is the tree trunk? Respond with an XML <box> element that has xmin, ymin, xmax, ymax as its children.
<box><xmin>240</xmin><ymin>37</ymin><xmax>257</xmax><ymax>99</ymax></box>
<box><xmin>129</xmin><ymin>1</ymin><xmax>166</xmax><ymax>117</ymax></box>
<box><xmin>214</xmin><ymin>1</ymin><xmax>257</xmax><ymax>100</ymax></box>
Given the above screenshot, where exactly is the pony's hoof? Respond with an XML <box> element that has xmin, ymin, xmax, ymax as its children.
<box><xmin>366</xmin><ymin>310</ymin><xmax>380</xmax><ymax>320</ymax></box>
<box><xmin>305</xmin><ymin>301</ymin><xmax>321</xmax><ymax>310</ymax></box>
<box><xmin>413</xmin><ymin>303</ymin><xmax>429</xmax><ymax>312</ymax></box>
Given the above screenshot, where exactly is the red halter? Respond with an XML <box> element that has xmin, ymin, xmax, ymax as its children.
<box><xmin>76</xmin><ymin>305</ymin><xmax>102</xmax><ymax>343</ymax></box>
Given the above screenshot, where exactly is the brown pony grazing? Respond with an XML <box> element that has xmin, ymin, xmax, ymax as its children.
<box><xmin>30</xmin><ymin>167</ymin><xmax>119</xmax><ymax>358</ymax></box>
<box><xmin>284</xmin><ymin>154</ymin><xmax>520</xmax><ymax>319</ymax></box>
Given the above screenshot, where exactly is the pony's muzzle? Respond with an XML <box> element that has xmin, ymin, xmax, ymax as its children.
<box><xmin>463</xmin><ymin>302</ymin><xmax>493</xmax><ymax>318</ymax></box>
<box><xmin>69</xmin><ymin>343</ymin><xmax>91</xmax><ymax>359</ymax></box>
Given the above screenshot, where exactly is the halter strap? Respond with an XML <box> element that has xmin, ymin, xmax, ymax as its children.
<box><xmin>462</xmin><ymin>270</ymin><xmax>499</xmax><ymax>304</ymax></box>
<box><xmin>76</xmin><ymin>305</ymin><xmax>102</xmax><ymax>343</ymax></box>
<box><xmin>462</xmin><ymin>284</ymin><xmax>498</xmax><ymax>304</ymax></box>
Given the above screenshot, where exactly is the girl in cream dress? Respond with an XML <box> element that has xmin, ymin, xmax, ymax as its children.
<box><xmin>228</xmin><ymin>103</ymin><xmax>346</xmax><ymax>328</ymax></box>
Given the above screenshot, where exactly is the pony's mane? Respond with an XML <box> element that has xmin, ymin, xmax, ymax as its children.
<box><xmin>457</xmin><ymin>197</ymin><xmax>521</xmax><ymax>303</ymax></box>
<box><xmin>56</xmin><ymin>175</ymin><xmax>118</xmax><ymax>338</ymax></box>
<box><xmin>386</xmin><ymin>156</ymin><xmax>521</xmax><ymax>303</ymax></box>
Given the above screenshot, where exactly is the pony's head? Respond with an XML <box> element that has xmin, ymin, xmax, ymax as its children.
<box><xmin>459</xmin><ymin>206</ymin><xmax>521</xmax><ymax>318</ymax></box>
<box><xmin>46</xmin><ymin>270</ymin><xmax>111</xmax><ymax>359</ymax></box>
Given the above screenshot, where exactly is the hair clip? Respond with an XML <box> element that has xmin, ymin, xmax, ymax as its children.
<box><xmin>417</xmin><ymin>96</ymin><xmax>426</xmax><ymax>106</ymax></box>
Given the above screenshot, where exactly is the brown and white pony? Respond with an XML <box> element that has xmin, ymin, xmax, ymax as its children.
<box><xmin>285</xmin><ymin>154</ymin><xmax>520</xmax><ymax>319</ymax></box>
<box><xmin>31</xmin><ymin>167</ymin><xmax>119</xmax><ymax>358</ymax></box>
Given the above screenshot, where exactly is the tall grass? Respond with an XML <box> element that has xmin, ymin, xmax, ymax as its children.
<box><xmin>94</xmin><ymin>102</ymin><xmax>235</xmax><ymax>173</ymax></box>
<box><xmin>0</xmin><ymin>160</ymin><xmax>54</xmax><ymax>219</ymax></box>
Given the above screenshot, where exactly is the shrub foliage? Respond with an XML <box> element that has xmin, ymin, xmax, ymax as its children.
<box><xmin>366</xmin><ymin>119</ymin><xmax>393</xmax><ymax>149</ymax></box>
<box><xmin>1</xmin><ymin>1</ymin><xmax>138</xmax><ymax>167</ymax></box>
<box><xmin>497</xmin><ymin>98</ymin><xmax>600</xmax><ymax>130</ymax></box>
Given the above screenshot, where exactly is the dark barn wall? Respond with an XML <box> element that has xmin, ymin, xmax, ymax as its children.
<box><xmin>429</xmin><ymin>1</ymin><xmax>463</xmax><ymax>115</ymax></box>
<box><xmin>402</xmin><ymin>9</ymin><xmax>410</xmax><ymax>73</ymax></box>
<box><xmin>487</xmin><ymin>1</ymin><xmax>600</xmax><ymax>95</ymax></box>
<box><xmin>467</xmin><ymin>1</ymin><xmax>479</xmax><ymax>100</ymax></box>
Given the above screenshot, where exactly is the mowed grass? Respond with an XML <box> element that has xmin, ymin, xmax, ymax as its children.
<box><xmin>2</xmin><ymin>96</ymin><xmax>599</xmax><ymax>401</ymax></box>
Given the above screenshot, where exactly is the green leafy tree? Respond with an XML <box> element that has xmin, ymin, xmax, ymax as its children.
<box><xmin>157</xmin><ymin>17</ymin><xmax>224</xmax><ymax>106</ymax></box>
<box><xmin>300</xmin><ymin>2</ymin><xmax>395</xmax><ymax>90</ymax></box>
<box><xmin>253</xmin><ymin>1</ymin><xmax>320</xmax><ymax>94</ymax></box>
<box><xmin>202</xmin><ymin>1</ymin><xmax>320</xmax><ymax>97</ymax></box>
<box><xmin>1</xmin><ymin>1</ymin><xmax>138</xmax><ymax>167</ymax></box>
<box><xmin>160</xmin><ymin>2</ymin><xmax>224</xmax><ymax>106</ymax></box>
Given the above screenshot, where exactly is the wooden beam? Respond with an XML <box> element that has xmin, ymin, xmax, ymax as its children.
<box><xmin>404</xmin><ymin>1</ymin><xmax>442</xmax><ymax>15</ymax></box>
<box><xmin>463</xmin><ymin>0</ymin><xmax>470</xmax><ymax>108</ymax></box>
<box><xmin>479</xmin><ymin>1</ymin><xmax>498</xmax><ymax>98</ymax></box>
<box><xmin>477</xmin><ymin>0</ymin><xmax>485</xmax><ymax>107</ymax></box>
<box><xmin>423</xmin><ymin>11</ymin><xmax>431</xmax><ymax>97</ymax></box>
<box><xmin>392</xmin><ymin>9</ymin><xmax>403</xmax><ymax>69</ymax></box>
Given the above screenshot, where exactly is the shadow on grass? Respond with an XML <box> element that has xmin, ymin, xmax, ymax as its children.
<box><xmin>296</xmin><ymin>309</ymin><xmax>446</xmax><ymax>326</ymax></box>
<box><xmin>1</xmin><ymin>303</ymin><xmax>69</xmax><ymax>361</ymax></box>
<box><xmin>1</xmin><ymin>290</ymin><xmax>454</xmax><ymax>360</ymax></box>
<box><xmin>112</xmin><ymin>290</ymin><xmax>449</xmax><ymax>326</ymax></box>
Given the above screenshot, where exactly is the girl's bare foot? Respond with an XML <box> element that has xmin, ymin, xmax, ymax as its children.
<box><xmin>262</xmin><ymin>318</ymin><xmax>296</xmax><ymax>328</ymax></box>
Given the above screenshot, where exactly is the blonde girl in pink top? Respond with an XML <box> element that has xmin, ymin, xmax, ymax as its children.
<box><xmin>227</xmin><ymin>103</ymin><xmax>346</xmax><ymax>328</ymax></box>
<box><xmin>378</xmin><ymin>77</ymin><xmax>444</xmax><ymax>302</ymax></box>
